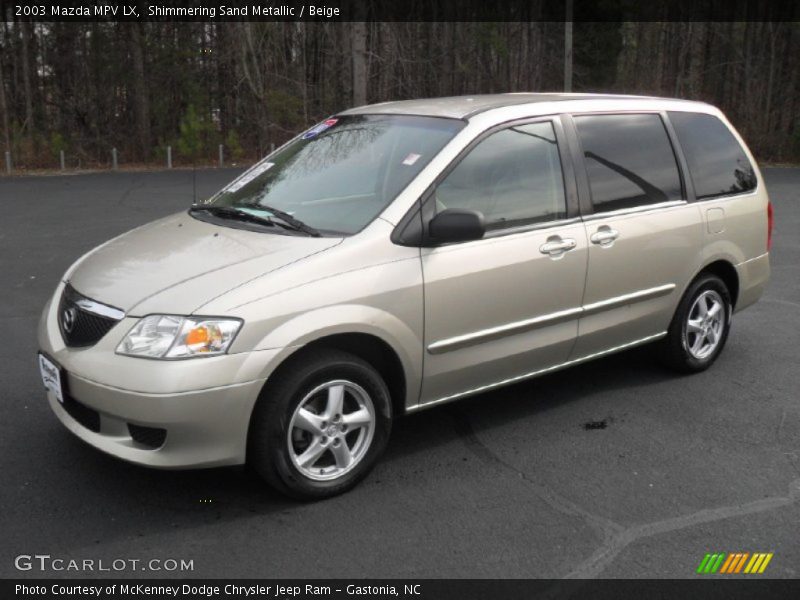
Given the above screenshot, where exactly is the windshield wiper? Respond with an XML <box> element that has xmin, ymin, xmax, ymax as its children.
<box><xmin>189</xmin><ymin>205</ymin><xmax>279</xmax><ymax>229</ymax></box>
<box><xmin>191</xmin><ymin>204</ymin><xmax>322</xmax><ymax>237</ymax></box>
<box><xmin>242</xmin><ymin>203</ymin><xmax>321</xmax><ymax>237</ymax></box>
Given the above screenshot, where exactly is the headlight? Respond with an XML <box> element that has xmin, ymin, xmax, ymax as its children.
<box><xmin>116</xmin><ymin>315</ymin><xmax>242</xmax><ymax>359</ymax></box>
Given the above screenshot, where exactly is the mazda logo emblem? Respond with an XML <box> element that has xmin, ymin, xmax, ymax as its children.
<box><xmin>62</xmin><ymin>307</ymin><xmax>77</xmax><ymax>333</ymax></box>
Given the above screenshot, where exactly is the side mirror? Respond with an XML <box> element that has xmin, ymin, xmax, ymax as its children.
<box><xmin>427</xmin><ymin>209</ymin><xmax>485</xmax><ymax>245</ymax></box>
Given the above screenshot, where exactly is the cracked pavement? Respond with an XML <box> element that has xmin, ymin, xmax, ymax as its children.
<box><xmin>1</xmin><ymin>167</ymin><xmax>798</xmax><ymax>578</ymax></box>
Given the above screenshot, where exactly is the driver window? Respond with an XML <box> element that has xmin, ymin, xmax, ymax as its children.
<box><xmin>434</xmin><ymin>121</ymin><xmax>567</xmax><ymax>231</ymax></box>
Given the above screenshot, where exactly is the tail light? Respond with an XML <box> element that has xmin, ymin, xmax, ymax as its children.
<box><xmin>767</xmin><ymin>201</ymin><xmax>774</xmax><ymax>251</ymax></box>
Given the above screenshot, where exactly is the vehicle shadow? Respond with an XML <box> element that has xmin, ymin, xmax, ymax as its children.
<box><xmin>390</xmin><ymin>344</ymin><xmax>673</xmax><ymax>460</ymax></box>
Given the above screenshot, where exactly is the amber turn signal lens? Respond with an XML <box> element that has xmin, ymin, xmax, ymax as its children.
<box><xmin>185</xmin><ymin>326</ymin><xmax>209</xmax><ymax>347</ymax></box>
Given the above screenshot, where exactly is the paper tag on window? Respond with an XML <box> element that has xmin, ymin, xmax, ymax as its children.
<box><xmin>224</xmin><ymin>162</ymin><xmax>274</xmax><ymax>193</ymax></box>
<box><xmin>402</xmin><ymin>153</ymin><xmax>421</xmax><ymax>166</ymax></box>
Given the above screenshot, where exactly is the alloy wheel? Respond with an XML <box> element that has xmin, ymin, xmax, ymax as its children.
<box><xmin>287</xmin><ymin>380</ymin><xmax>376</xmax><ymax>481</ymax></box>
<box><xmin>684</xmin><ymin>290</ymin><xmax>726</xmax><ymax>360</ymax></box>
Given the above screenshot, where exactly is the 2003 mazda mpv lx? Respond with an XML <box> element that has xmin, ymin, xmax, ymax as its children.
<box><xmin>38</xmin><ymin>94</ymin><xmax>772</xmax><ymax>499</ymax></box>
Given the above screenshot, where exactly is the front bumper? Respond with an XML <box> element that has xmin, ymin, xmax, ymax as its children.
<box><xmin>38</xmin><ymin>283</ymin><xmax>282</xmax><ymax>469</ymax></box>
<box><xmin>45</xmin><ymin>376</ymin><xmax>263</xmax><ymax>468</ymax></box>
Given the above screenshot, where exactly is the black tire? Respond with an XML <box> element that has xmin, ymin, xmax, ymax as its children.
<box><xmin>660</xmin><ymin>273</ymin><xmax>733</xmax><ymax>373</ymax></box>
<box><xmin>247</xmin><ymin>349</ymin><xmax>392</xmax><ymax>500</ymax></box>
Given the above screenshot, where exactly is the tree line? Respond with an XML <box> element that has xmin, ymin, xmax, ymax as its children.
<box><xmin>0</xmin><ymin>20</ymin><xmax>798</xmax><ymax>169</ymax></box>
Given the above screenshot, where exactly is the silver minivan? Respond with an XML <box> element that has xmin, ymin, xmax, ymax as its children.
<box><xmin>38</xmin><ymin>94</ymin><xmax>772</xmax><ymax>498</ymax></box>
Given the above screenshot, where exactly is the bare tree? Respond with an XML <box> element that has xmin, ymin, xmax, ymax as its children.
<box><xmin>129</xmin><ymin>23</ymin><xmax>150</xmax><ymax>160</ymax></box>
<box><xmin>0</xmin><ymin>55</ymin><xmax>10</xmax><ymax>152</ymax></box>
<box><xmin>20</xmin><ymin>22</ymin><xmax>36</xmax><ymax>139</ymax></box>
<box><xmin>351</xmin><ymin>22</ymin><xmax>367</xmax><ymax>106</ymax></box>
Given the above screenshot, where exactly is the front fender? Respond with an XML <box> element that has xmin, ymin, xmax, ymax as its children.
<box><xmin>244</xmin><ymin>304</ymin><xmax>423</xmax><ymax>410</ymax></box>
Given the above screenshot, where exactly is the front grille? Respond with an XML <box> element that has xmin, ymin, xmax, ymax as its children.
<box><xmin>128</xmin><ymin>424</ymin><xmax>167</xmax><ymax>449</ymax></box>
<box><xmin>58</xmin><ymin>284</ymin><xmax>124</xmax><ymax>348</ymax></box>
<box><xmin>62</xmin><ymin>394</ymin><xmax>101</xmax><ymax>432</ymax></box>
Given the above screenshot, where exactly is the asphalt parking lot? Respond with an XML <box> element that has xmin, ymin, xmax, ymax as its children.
<box><xmin>0</xmin><ymin>167</ymin><xmax>798</xmax><ymax>579</ymax></box>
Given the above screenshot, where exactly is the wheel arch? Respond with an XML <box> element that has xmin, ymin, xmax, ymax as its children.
<box><xmin>694</xmin><ymin>259</ymin><xmax>740</xmax><ymax>308</ymax></box>
<box><xmin>275</xmin><ymin>333</ymin><xmax>408</xmax><ymax>419</ymax></box>
<box><xmin>250</xmin><ymin>328</ymin><xmax>412</xmax><ymax>426</ymax></box>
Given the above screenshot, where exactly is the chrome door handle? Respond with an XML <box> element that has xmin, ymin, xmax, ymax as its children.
<box><xmin>539</xmin><ymin>237</ymin><xmax>577</xmax><ymax>257</ymax></box>
<box><xmin>590</xmin><ymin>228</ymin><xmax>619</xmax><ymax>246</ymax></box>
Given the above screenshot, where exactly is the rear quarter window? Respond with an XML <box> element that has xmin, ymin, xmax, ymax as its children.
<box><xmin>668</xmin><ymin>112</ymin><xmax>757</xmax><ymax>200</ymax></box>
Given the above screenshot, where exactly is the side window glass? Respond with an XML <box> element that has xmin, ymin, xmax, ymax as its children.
<box><xmin>574</xmin><ymin>114</ymin><xmax>683</xmax><ymax>212</ymax></box>
<box><xmin>668</xmin><ymin>111</ymin><xmax>757</xmax><ymax>199</ymax></box>
<box><xmin>434</xmin><ymin>121</ymin><xmax>567</xmax><ymax>231</ymax></box>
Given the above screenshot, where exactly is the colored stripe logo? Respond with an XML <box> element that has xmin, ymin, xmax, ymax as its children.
<box><xmin>697</xmin><ymin>552</ymin><xmax>773</xmax><ymax>574</ymax></box>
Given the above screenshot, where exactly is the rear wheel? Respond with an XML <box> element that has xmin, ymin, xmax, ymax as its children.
<box><xmin>660</xmin><ymin>273</ymin><xmax>732</xmax><ymax>373</ymax></box>
<box><xmin>247</xmin><ymin>349</ymin><xmax>392</xmax><ymax>500</ymax></box>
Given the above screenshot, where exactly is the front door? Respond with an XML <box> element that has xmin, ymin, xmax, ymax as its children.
<box><xmin>419</xmin><ymin>120</ymin><xmax>589</xmax><ymax>405</ymax></box>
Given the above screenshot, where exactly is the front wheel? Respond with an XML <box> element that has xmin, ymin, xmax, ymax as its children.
<box><xmin>660</xmin><ymin>273</ymin><xmax>733</xmax><ymax>373</ymax></box>
<box><xmin>247</xmin><ymin>349</ymin><xmax>392</xmax><ymax>500</ymax></box>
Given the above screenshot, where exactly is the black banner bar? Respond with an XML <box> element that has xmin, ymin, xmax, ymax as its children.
<box><xmin>5</xmin><ymin>579</ymin><xmax>800</xmax><ymax>600</ymax></box>
<box><xmin>2</xmin><ymin>0</ymin><xmax>800</xmax><ymax>23</ymax></box>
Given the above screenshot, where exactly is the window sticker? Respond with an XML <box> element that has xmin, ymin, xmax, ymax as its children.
<box><xmin>224</xmin><ymin>161</ymin><xmax>274</xmax><ymax>193</ymax></box>
<box><xmin>302</xmin><ymin>117</ymin><xmax>339</xmax><ymax>140</ymax></box>
<box><xmin>402</xmin><ymin>153</ymin><xmax>421</xmax><ymax>166</ymax></box>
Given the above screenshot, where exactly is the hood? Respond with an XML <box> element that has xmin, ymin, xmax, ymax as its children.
<box><xmin>67</xmin><ymin>212</ymin><xmax>341</xmax><ymax>315</ymax></box>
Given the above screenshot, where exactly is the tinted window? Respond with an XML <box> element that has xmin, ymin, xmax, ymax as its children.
<box><xmin>669</xmin><ymin>112</ymin><xmax>756</xmax><ymax>199</ymax></box>
<box><xmin>575</xmin><ymin>114</ymin><xmax>683</xmax><ymax>212</ymax></box>
<box><xmin>435</xmin><ymin>121</ymin><xmax>567</xmax><ymax>230</ymax></box>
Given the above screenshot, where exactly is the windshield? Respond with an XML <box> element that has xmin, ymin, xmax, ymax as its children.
<box><xmin>204</xmin><ymin>115</ymin><xmax>465</xmax><ymax>235</ymax></box>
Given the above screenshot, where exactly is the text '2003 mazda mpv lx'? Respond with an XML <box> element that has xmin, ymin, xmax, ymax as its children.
<box><xmin>38</xmin><ymin>94</ymin><xmax>771</xmax><ymax>499</ymax></box>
